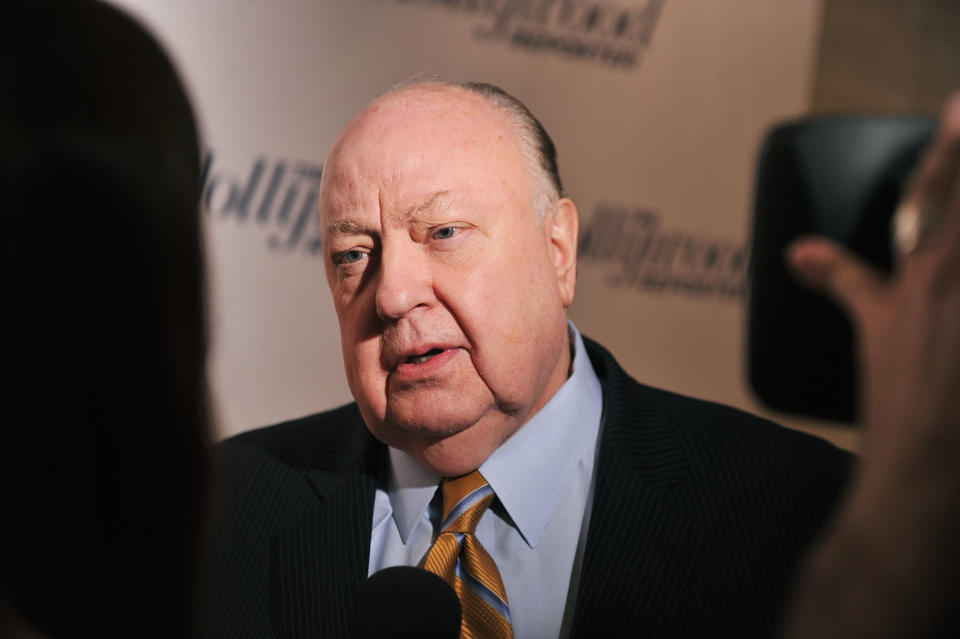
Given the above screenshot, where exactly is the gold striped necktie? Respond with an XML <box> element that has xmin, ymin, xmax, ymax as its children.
<box><xmin>423</xmin><ymin>471</ymin><xmax>514</xmax><ymax>639</ymax></box>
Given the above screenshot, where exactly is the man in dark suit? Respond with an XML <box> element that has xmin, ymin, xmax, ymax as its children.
<box><xmin>200</xmin><ymin>81</ymin><xmax>850</xmax><ymax>638</ymax></box>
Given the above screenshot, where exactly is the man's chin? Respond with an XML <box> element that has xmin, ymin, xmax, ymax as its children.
<box><xmin>377</xmin><ymin>404</ymin><xmax>508</xmax><ymax>476</ymax></box>
<box><xmin>413</xmin><ymin>431</ymin><xmax>503</xmax><ymax>477</ymax></box>
<box><xmin>384</xmin><ymin>409</ymin><xmax>478</xmax><ymax>440</ymax></box>
<box><xmin>382</xmin><ymin>391</ymin><xmax>492</xmax><ymax>437</ymax></box>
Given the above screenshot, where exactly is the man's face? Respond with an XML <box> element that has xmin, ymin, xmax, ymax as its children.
<box><xmin>320</xmin><ymin>86</ymin><xmax>578</xmax><ymax>476</ymax></box>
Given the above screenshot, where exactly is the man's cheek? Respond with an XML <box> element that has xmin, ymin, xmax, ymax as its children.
<box><xmin>349</xmin><ymin>347</ymin><xmax>386</xmax><ymax>389</ymax></box>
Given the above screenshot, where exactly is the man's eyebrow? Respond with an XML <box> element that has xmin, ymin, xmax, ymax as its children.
<box><xmin>404</xmin><ymin>190</ymin><xmax>451</xmax><ymax>220</ymax></box>
<box><xmin>325</xmin><ymin>191</ymin><xmax>452</xmax><ymax>237</ymax></box>
<box><xmin>326</xmin><ymin>219</ymin><xmax>374</xmax><ymax>236</ymax></box>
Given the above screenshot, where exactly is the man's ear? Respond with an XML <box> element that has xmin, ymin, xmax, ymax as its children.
<box><xmin>547</xmin><ymin>197</ymin><xmax>578</xmax><ymax>307</ymax></box>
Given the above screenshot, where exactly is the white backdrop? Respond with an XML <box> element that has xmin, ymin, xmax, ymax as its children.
<box><xmin>108</xmin><ymin>0</ymin><xmax>854</xmax><ymax>448</ymax></box>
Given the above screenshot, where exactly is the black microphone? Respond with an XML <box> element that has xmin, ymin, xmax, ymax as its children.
<box><xmin>350</xmin><ymin>566</ymin><xmax>462</xmax><ymax>639</ymax></box>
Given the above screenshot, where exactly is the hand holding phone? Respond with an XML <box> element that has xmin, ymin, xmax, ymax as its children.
<box><xmin>781</xmin><ymin>96</ymin><xmax>960</xmax><ymax>639</ymax></box>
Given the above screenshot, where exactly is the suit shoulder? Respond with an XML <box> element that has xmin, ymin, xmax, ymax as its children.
<box><xmin>210</xmin><ymin>403</ymin><xmax>375</xmax><ymax>508</ymax></box>
<box><xmin>584</xmin><ymin>334</ymin><xmax>852</xmax><ymax>468</ymax></box>
<box><xmin>631</xmin><ymin>384</ymin><xmax>855</xmax><ymax>546</ymax></box>
<box><xmin>647</xmin><ymin>384</ymin><xmax>851</xmax><ymax>465</ymax></box>
<box><xmin>584</xmin><ymin>334</ymin><xmax>852</xmax><ymax>496</ymax></box>
<box><xmin>217</xmin><ymin>403</ymin><xmax>363</xmax><ymax>463</ymax></box>
<box><xmin>201</xmin><ymin>404</ymin><xmax>374</xmax><ymax>636</ymax></box>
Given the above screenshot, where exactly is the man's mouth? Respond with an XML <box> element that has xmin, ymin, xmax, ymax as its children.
<box><xmin>406</xmin><ymin>348</ymin><xmax>445</xmax><ymax>365</ymax></box>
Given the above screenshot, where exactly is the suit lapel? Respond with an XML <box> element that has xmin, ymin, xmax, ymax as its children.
<box><xmin>570</xmin><ymin>340</ymin><xmax>703</xmax><ymax>636</ymax></box>
<box><xmin>272</xmin><ymin>409</ymin><xmax>385</xmax><ymax>638</ymax></box>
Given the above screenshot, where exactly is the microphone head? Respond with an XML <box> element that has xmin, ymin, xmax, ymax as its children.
<box><xmin>351</xmin><ymin>566</ymin><xmax>462</xmax><ymax>639</ymax></box>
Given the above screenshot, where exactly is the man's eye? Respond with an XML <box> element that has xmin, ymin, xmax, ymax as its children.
<box><xmin>334</xmin><ymin>249</ymin><xmax>367</xmax><ymax>265</ymax></box>
<box><xmin>433</xmin><ymin>227</ymin><xmax>458</xmax><ymax>240</ymax></box>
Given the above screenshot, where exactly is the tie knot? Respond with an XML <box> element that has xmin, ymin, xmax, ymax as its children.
<box><xmin>439</xmin><ymin>470</ymin><xmax>494</xmax><ymax>534</ymax></box>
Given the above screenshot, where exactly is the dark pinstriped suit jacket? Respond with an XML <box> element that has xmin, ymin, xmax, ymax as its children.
<box><xmin>200</xmin><ymin>338</ymin><xmax>851</xmax><ymax>638</ymax></box>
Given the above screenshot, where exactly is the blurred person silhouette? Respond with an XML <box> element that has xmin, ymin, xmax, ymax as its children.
<box><xmin>1</xmin><ymin>1</ymin><xmax>209</xmax><ymax>637</ymax></box>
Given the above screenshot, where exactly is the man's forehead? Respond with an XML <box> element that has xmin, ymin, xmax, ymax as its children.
<box><xmin>328</xmin><ymin>85</ymin><xmax>516</xmax><ymax>166</ymax></box>
<box><xmin>319</xmin><ymin>155</ymin><xmax>457</xmax><ymax>222</ymax></box>
<box><xmin>359</xmin><ymin>84</ymin><xmax>489</xmax><ymax>125</ymax></box>
<box><xmin>320</xmin><ymin>85</ymin><xmax>532</xmax><ymax>234</ymax></box>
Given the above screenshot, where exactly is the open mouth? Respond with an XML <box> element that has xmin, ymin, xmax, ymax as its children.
<box><xmin>406</xmin><ymin>348</ymin><xmax>445</xmax><ymax>365</ymax></box>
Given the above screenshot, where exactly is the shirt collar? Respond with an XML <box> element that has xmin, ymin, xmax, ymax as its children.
<box><xmin>387</xmin><ymin>322</ymin><xmax>603</xmax><ymax>547</ymax></box>
<box><xmin>387</xmin><ymin>446</ymin><xmax>440</xmax><ymax>543</ymax></box>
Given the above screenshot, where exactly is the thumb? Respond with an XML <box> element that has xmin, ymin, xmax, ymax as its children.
<box><xmin>786</xmin><ymin>236</ymin><xmax>887</xmax><ymax>322</ymax></box>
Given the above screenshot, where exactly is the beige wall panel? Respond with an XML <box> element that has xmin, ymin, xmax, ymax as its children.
<box><xmin>813</xmin><ymin>0</ymin><xmax>960</xmax><ymax>113</ymax></box>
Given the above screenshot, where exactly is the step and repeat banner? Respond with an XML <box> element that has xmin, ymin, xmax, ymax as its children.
<box><xmin>109</xmin><ymin>0</ymin><xmax>851</xmax><ymax>446</ymax></box>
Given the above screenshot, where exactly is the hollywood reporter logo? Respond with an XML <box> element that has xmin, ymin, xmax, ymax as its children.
<box><xmin>580</xmin><ymin>203</ymin><xmax>748</xmax><ymax>300</ymax></box>
<box><xmin>200</xmin><ymin>150</ymin><xmax>324</xmax><ymax>256</ymax></box>
<box><xmin>381</xmin><ymin>0</ymin><xmax>666</xmax><ymax>68</ymax></box>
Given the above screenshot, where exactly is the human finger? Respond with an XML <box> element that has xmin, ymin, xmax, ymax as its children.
<box><xmin>786</xmin><ymin>236</ymin><xmax>887</xmax><ymax>323</ymax></box>
<box><xmin>893</xmin><ymin>94</ymin><xmax>960</xmax><ymax>260</ymax></box>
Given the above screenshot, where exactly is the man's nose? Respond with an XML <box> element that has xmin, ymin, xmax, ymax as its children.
<box><xmin>375</xmin><ymin>242</ymin><xmax>433</xmax><ymax>321</ymax></box>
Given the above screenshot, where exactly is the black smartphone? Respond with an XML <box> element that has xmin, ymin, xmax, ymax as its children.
<box><xmin>747</xmin><ymin>115</ymin><xmax>936</xmax><ymax>422</ymax></box>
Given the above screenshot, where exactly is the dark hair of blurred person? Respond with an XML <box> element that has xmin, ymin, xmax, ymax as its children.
<box><xmin>1</xmin><ymin>1</ymin><xmax>209</xmax><ymax>637</ymax></box>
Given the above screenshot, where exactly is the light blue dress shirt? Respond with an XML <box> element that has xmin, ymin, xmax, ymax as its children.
<box><xmin>368</xmin><ymin>322</ymin><xmax>604</xmax><ymax>639</ymax></box>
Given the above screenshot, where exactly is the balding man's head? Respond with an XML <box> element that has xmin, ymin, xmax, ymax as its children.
<box><xmin>320</xmin><ymin>82</ymin><xmax>579</xmax><ymax>476</ymax></box>
<box><xmin>382</xmin><ymin>80</ymin><xmax>564</xmax><ymax>222</ymax></box>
